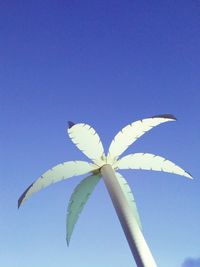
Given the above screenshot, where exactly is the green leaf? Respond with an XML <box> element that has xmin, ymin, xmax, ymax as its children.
<box><xmin>18</xmin><ymin>161</ymin><xmax>96</xmax><ymax>208</ymax></box>
<box><xmin>68</xmin><ymin>123</ymin><xmax>105</xmax><ymax>166</ymax></box>
<box><xmin>107</xmin><ymin>115</ymin><xmax>176</xmax><ymax>164</ymax></box>
<box><xmin>66</xmin><ymin>174</ymin><xmax>101</xmax><ymax>245</ymax></box>
<box><xmin>115</xmin><ymin>172</ymin><xmax>142</xmax><ymax>229</ymax></box>
<box><xmin>115</xmin><ymin>153</ymin><xmax>192</xmax><ymax>179</ymax></box>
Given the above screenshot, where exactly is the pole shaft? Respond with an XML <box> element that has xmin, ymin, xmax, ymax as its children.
<box><xmin>101</xmin><ymin>164</ymin><xmax>157</xmax><ymax>267</ymax></box>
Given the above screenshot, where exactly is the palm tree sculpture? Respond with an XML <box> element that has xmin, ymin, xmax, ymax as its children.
<box><xmin>18</xmin><ymin>114</ymin><xmax>192</xmax><ymax>267</ymax></box>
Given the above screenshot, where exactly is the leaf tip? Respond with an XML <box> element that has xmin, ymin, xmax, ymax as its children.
<box><xmin>152</xmin><ymin>114</ymin><xmax>177</xmax><ymax>121</ymax></box>
<box><xmin>68</xmin><ymin>121</ymin><xmax>76</xmax><ymax>129</ymax></box>
<box><xmin>186</xmin><ymin>171</ymin><xmax>193</xmax><ymax>179</ymax></box>
<box><xmin>66</xmin><ymin>235</ymin><xmax>70</xmax><ymax>246</ymax></box>
<box><xmin>18</xmin><ymin>183</ymin><xmax>33</xmax><ymax>209</ymax></box>
<box><xmin>17</xmin><ymin>199</ymin><xmax>21</xmax><ymax>209</ymax></box>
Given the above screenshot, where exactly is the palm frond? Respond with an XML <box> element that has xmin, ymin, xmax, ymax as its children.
<box><xmin>107</xmin><ymin>114</ymin><xmax>176</xmax><ymax>164</ymax></box>
<box><xmin>66</xmin><ymin>174</ymin><xmax>101</xmax><ymax>245</ymax></box>
<box><xmin>18</xmin><ymin>161</ymin><xmax>97</xmax><ymax>207</ymax></box>
<box><xmin>68</xmin><ymin>123</ymin><xmax>105</xmax><ymax>166</ymax></box>
<box><xmin>115</xmin><ymin>172</ymin><xmax>142</xmax><ymax>229</ymax></box>
<box><xmin>114</xmin><ymin>153</ymin><xmax>192</xmax><ymax>179</ymax></box>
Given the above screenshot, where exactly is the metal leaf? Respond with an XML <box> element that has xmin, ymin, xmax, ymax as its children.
<box><xmin>66</xmin><ymin>174</ymin><xmax>101</xmax><ymax>245</ymax></box>
<box><xmin>18</xmin><ymin>161</ymin><xmax>97</xmax><ymax>207</ymax></box>
<box><xmin>115</xmin><ymin>153</ymin><xmax>193</xmax><ymax>179</ymax></box>
<box><xmin>107</xmin><ymin>115</ymin><xmax>176</xmax><ymax>164</ymax></box>
<box><xmin>115</xmin><ymin>172</ymin><xmax>142</xmax><ymax>229</ymax></box>
<box><xmin>68</xmin><ymin>123</ymin><xmax>105</xmax><ymax>166</ymax></box>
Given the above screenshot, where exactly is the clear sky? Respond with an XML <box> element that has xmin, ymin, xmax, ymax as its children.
<box><xmin>0</xmin><ymin>1</ymin><xmax>200</xmax><ymax>267</ymax></box>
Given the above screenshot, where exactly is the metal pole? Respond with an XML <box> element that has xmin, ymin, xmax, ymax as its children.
<box><xmin>101</xmin><ymin>164</ymin><xmax>158</xmax><ymax>267</ymax></box>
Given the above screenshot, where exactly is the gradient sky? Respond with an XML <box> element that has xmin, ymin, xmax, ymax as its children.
<box><xmin>0</xmin><ymin>1</ymin><xmax>200</xmax><ymax>267</ymax></box>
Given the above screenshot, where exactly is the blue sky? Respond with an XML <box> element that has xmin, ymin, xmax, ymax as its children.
<box><xmin>0</xmin><ymin>1</ymin><xmax>200</xmax><ymax>266</ymax></box>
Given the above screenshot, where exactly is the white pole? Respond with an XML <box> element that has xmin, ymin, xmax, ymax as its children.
<box><xmin>101</xmin><ymin>164</ymin><xmax>158</xmax><ymax>267</ymax></box>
